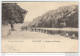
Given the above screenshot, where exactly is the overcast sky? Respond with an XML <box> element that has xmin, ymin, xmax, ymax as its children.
<box><xmin>17</xmin><ymin>2</ymin><xmax>78</xmax><ymax>22</ymax></box>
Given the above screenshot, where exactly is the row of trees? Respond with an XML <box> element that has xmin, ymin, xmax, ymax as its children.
<box><xmin>29</xmin><ymin>5</ymin><xmax>78</xmax><ymax>28</ymax></box>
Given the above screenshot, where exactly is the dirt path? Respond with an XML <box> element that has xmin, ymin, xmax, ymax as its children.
<box><xmin>2</xmin><ymin>31</ymin><xmax>78</xmax><ymax>53</ymax></box>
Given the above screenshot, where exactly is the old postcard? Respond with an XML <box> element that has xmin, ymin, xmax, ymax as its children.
<box><xmin>2</xmin><ymin>2</ymin><xmax>78</xmax><ymax>53</ymax></box>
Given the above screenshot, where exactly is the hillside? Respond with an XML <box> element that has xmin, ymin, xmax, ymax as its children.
<box><xmin>29</xmin><ymin>5</ymin><xmax>78</xmax><ymax>28</ymax></box>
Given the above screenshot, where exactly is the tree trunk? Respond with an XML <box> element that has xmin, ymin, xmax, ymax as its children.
<box><xmin>10</xmin><ymin>23</ymin><xmax>15</xmax><ymax>31</ymax></box>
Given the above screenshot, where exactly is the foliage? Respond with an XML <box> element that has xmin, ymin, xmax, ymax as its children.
<box><xmin>29</xmin><ymin>5</ymin><xmax>78</xmax><ymax>28</ymax></box>
<box><xmin>2</xmin><ymin>3</ymin><xmax>27</xmax><ymax>25</ymax></box>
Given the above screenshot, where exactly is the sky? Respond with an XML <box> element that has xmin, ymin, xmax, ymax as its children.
<box><xmin>16</xmin><ymin>2</ymin><xmax>78</xmax><ymax>22</ymax></box>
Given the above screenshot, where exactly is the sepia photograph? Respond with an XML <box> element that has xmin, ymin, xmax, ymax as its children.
<box><xmin>2</xmin><ymin>2</ymin><xmax>78</xmax><ymax>53</ymax></box>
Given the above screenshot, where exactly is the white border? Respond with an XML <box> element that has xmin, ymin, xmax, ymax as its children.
<box><xmin>0</xmin><ymin>0</ymin><xmax>1</xmax><ymax>56</ymax></box>
<box><xmin>0</xmin><ymin>0</ymin><xmax>80</xmax><ymax>56</ymax></box>
<box><xmin>1</xmin><ymin>0</ymin><xmax>79</xmax><ymax>1</ymax></box>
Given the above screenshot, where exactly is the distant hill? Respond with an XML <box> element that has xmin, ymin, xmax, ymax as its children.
<box><xmin>29</xmin><ymin>5</ymin><xmax>78</xmax><ymax>28</ymax></box>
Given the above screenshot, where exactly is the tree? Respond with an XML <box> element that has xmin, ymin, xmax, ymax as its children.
<box><xmin>2</xmin><ymin>3</ymin><xmax>28</xmax><ymax>31</ymax></box>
